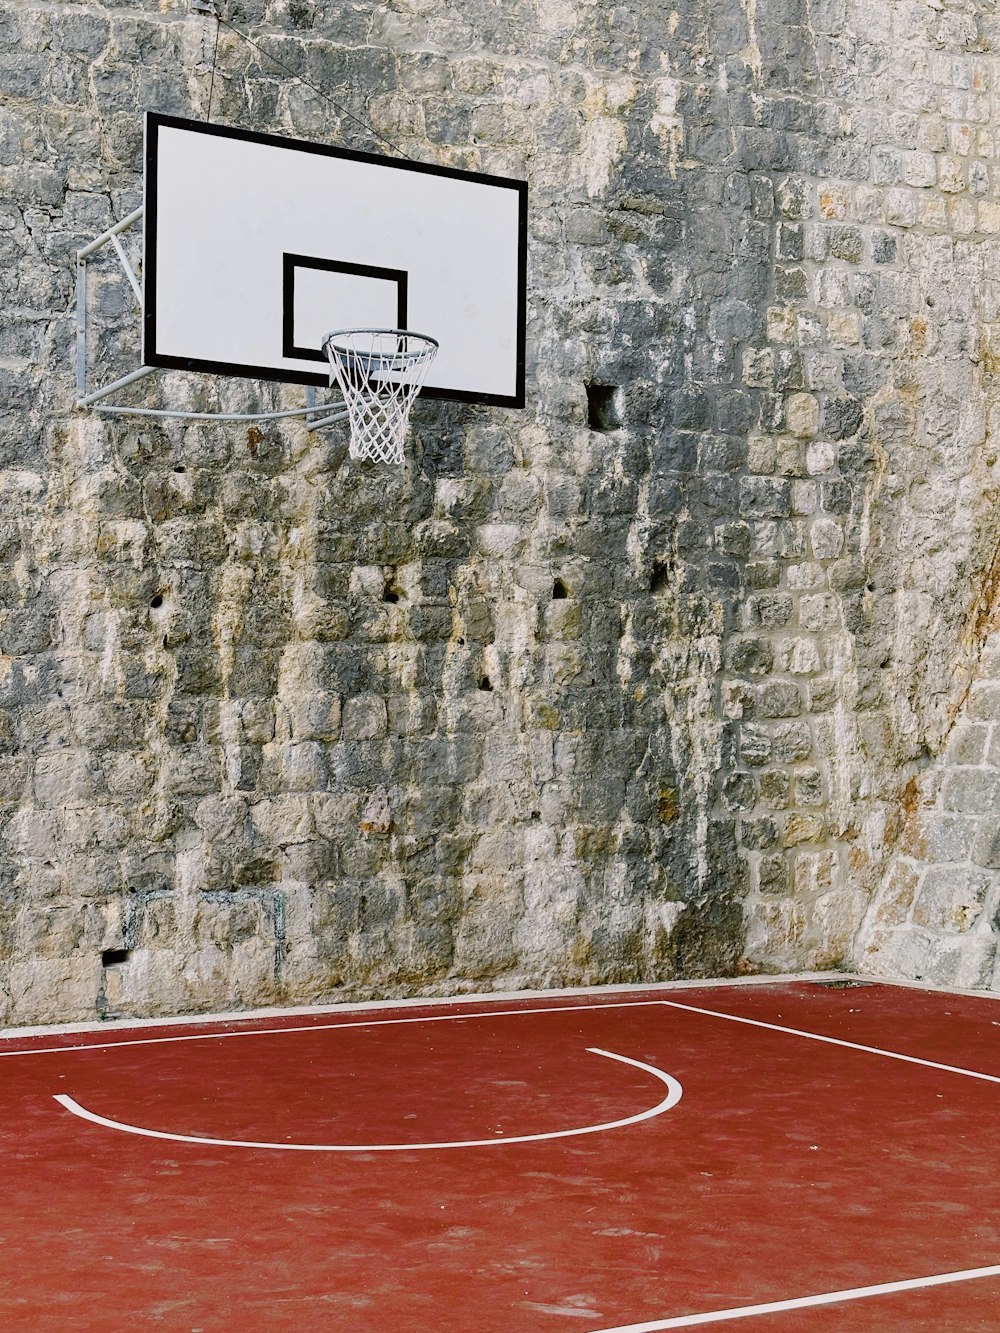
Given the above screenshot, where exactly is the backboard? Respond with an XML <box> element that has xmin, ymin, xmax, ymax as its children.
<box><xmin>143</xmin><ymin>114</ymin><xmax>527</xmax><ymax>407</ymax></box>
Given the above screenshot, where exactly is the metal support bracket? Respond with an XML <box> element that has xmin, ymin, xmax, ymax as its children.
<box><xmin>191</xmin><ymin>1</ymin><xmax>221</xmax><ymax>16</ymax></box>
<box><xmin>76</xmin><ymin>207</ymin><xmax>348</xmax><ymax>429</ymax></box>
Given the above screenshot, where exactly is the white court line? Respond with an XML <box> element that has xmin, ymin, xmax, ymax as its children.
<box><xmin>0</xmin><ymin>972</ymin><xmax>858</xmax><ymax>1042</ymax></box>
<box><xmin>582</xmin><ymin>1000</ymin><xmax>1000</xmax><ymax>1331</ymax></box>
<box><xmin>657</xmin><ymin>999</ymin><xmax>1000</xmax><ymax>1086</ymax></box>
<box><xmin>39</xmin><ymin>987</ymin><xmax>1000</xmax><ymax>1322</ymax></box>
<box><xmin>587</xmin><ymin>1265</ymin><xmax>1000</xmax><ymax>1330</ymax></box>
<box><xmin>0</xmin><ymin>998</ymin><xmax>666</xmax><ymax>1060</ymax></box>
<box><xmin>52</xmin><ymin>1047</ymin><xmax>682</xmax><ymax>1152</ymax></box>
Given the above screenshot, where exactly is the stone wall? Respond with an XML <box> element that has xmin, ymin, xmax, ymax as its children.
<box><xmin>730</xmin><ymin>0</ymin><xmax>1000</xmax><ymax>980</ymax></box>
<box><xmin>3</xmin><ymin>0</ymin><xmax>1000</xmax><ymax>1025</ymax></box>
<box><xmin>858</xmin><ymin>629</ymin><xmax>1000</xmax><ymax>988</ymax></box>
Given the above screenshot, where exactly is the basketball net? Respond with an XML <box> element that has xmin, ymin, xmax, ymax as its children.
<box><xmin>324</xmin><ymin>329</ymin><xmax>439</xmax><ymax>465</ymax></box>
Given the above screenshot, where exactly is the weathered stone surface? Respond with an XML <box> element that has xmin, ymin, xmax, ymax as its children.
<box><xmin>913</xmin><ymin>866</ymin><xmax>994</xmax><ymax>934</ymax></box>
<box><xmin>3</xmin><ymin>0</ymin><xmax>1000</xmax><ymax>1023</ymax></box>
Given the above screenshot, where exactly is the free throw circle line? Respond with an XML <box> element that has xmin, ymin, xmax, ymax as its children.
<box><xmin>52</xmin><ymin>1046</ymin><xmax>682</xmax><ymax>1152</ymax></box>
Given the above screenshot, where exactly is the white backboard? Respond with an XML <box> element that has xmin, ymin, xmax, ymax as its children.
<box><xmin>143</xmin><ymin>115</ymin><xmax>527</xmax><ymax>406</ymax></box>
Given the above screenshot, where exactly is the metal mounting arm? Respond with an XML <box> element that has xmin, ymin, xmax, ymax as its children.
<box><xmin>75</xmin><ymin>207</ymin><xmax>349</xmax><ymax>428</ymax></box>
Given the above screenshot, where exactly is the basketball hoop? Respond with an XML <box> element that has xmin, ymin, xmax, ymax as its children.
<box><xmin>323</xmin><ymin>328</ymin><xmax>439</xmax><ymax>465</ymax></box>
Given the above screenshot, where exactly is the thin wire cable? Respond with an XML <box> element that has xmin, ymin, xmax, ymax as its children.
<box><xmin>217</xmin><ymin>16</ymin><xmax>412</xmax><ymax>161</ymax></box>
<box><xmin>207</xmin><ymin>16</ymin><xmax>221</xmax><ymax>122</ymax></box>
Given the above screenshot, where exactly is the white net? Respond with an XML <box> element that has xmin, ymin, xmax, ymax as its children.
<box><xmin>323</xmin><ymin>328</ymin><xmax>439</xmax><ymax>465</ymax></box>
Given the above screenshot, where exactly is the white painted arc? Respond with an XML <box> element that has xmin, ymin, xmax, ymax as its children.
<box><xmin>35</xmin><ymin>990</ymin><xmax>1000</xmax><ymax>1328</ymax></box>
<box><xmin>586</xmin><ymin>1264</ymin><xmax>1000</xmax><ymax>1331</ymax></box>
<box><xmin>52</xmin><ymin>1047</ymin><xmax>682</xmax><ymax>1153</ymax></box>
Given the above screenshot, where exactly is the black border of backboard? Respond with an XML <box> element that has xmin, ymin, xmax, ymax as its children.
<box><xmin>143</xmin><ymin>113</ymin><xmax>527</xmax><ymax>407</ymax></box>
<box><xmin>282</xmin><ymin>255</ymin><xmax>408</xmax><ymax>363</ymax></box>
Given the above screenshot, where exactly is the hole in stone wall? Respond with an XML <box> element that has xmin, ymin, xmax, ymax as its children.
<box><xmin>552</xmin><ymin>578</ymin><xmax>568</xmax><ymax>599</ymax></box>
<box><xmin>102</xmin><ymin>948</ymin><xmax>132</xmax><ymax>968</ymax></box>
<box><xmin>173</xmin><ymin>465</ymin><xmax>186</xmax><ymax>474</ymax></box>
<box><xmin>650</xmin><ymin>561</ymin><xmax>672</xmax><ymax>594</ymax></box>
<box><xmin>383</xmin><ymin>585</ymin><xmax>400</xmax><ymax>604</ymax></box>
<box><xmin>586</xmin><ymin>383</ymin><xmax>622</xmax><ymax>432</ymax></box>
<box><xmin>150</xmin><ymin>594</ymin><xmax>164</xmax><ymax>609</ymax></box>
<box><xmin>479</xmin><ymin>675</ymin><xmax>493</xmax><ymax>691</ymax></box>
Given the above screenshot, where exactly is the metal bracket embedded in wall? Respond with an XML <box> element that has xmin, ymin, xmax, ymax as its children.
<box><xmin>75</xmin><ymin>208</ymin><xmax>348</xmax><ymax>427</ymax></box>
<box><xmin>190</xmin><ymin>1</ymin><xmax>221</xmax><ymax>16</ymax></box>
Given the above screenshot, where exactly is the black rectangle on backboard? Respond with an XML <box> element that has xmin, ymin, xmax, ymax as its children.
<box><xmin>282</xmin><ymin>255</ymin><xmax>408</xmax><ymax>363</ymax></box>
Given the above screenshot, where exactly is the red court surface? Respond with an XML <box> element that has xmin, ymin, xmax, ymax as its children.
<box><xmin>2</xmin><ymin>978</ymin><xmax>999</xmax><ymax>1332</ymax></box>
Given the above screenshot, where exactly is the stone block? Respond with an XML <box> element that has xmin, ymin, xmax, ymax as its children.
<box><xmin>756</xmin><ymin>681</ymin><xmax>802</xmax><ymax>718</ymax></box>
<box><xmin>903</xmin><ymin>151</ymin><xmax>937</xmax><ymax>187</ymax></box>
<box><xmin>739</xmin><ymin>817</ymin><xmax>778</xmax><ymax>850</ymax></box>
<box><xmin>924</xmin><ymin>813</ymin><xmax>980</xmax><ymax>861</ymax></box>
<box><xmin>914</xmin><ymin>865</ymin><xmax>993</xmax><ymax>932</ymax></box>
<box><xmin>260</xmin><ymin>742</ymin><xmax>327</xmax><ymax>794</ymax></box>
<box><xmin>8</xmin><ymin>956</ymin><xmax>99</xmax><ymax>1025</ymax></box>
<box><xmin>739</xmin><ymin>725</ymin><xmax>772</xmax><ymax>767</ymax></box>
<box><xmin>771</xmin><ymin>722</ymin><xmax>813</xmax><ymax>763</ymax></box>
<box><xmin>980</xmin><ymin>642</ymin><xmax>1000</xmax><ymax>680</ymax></box>
<box><xmin>285</xmin><ymin>692</ymin><xmax>342</xmax><ymax>743</ymax></box>
<box><xmin>32</xmin><ymin>751</ymin><xmax>98</xmax><ymax>809</ymax></box>
<box><xmin>791</xmin><ymin>848</ymin><xmax>836</xmax><ymax>895</ymax></box>
<box><xmin>810</xmin><ymin>517</ymin><xmax>844</xmax><ymax>559</ymax></box>
<box><xmin>739</xmin><ymin>476</ymin><xmax>792</xmax><ymax>518</ymax></box>
<box><xmin>341</xmin><ymin>694</ymin><xmax>388</xmax><ymax>741</ymax></box>
<box><xmin>785</xmin><ymin>392</ymin><xmax>820</xmax><ymax>438</ymax></box>
<box><xmin>807</xmin><ymin>677</ymin><xmax>837</xmax><ymax>712</ymax></box>
<box><xmin>793</xmin><ymin>767</ymin><xmax>824</xmax><ymax>805</ymax></box>
<box><xmin>782</xmin><ymin>812</ymin><xmax>825</xmax><ymax>846</ymax></box>
<box><xmin>877</xmin><ymin>859</ymin><xmax>920</xmax><ymax>927</ymax></box>
<box><xmin>972</xmin><ymin>823</ymin><xmax>1000</xmax><ymax>870</ymax></box>
<box><xmin>968</xmin><ymin>684</ymin><xmax>1000</xmax><ymax>722</ymax></box>
<box><xmin>827</xmin><ymin>226</ymin><xmax>864</xmax><ymax>262</ymax></box>
<box><xmin>799</xmin><ymin>593</ymin><xmax>839</xmax><ymax>631</ymax></box>
<box><xmin>759</xmin><ymin>770</ymin><xmax>791</xmax><ymax>808</ymax></box>
<box><xmin>944</xmin><ymin>723</ymin><xmax>988</xmax><ymax>765</ymax></box>
<box><xmin>938</xmin><ymin>155</ymin><xmax>966</xmax><ymax>193</ymax></box>
<box><xmin>745</xmin><ymin>593</ymin><xmax>795</xmax><ymax>629</ymax></box>
<box><xmin>941</xmin><ymin>769</ymin><xmax>1000</xmax><ymax>814</ymax></box>
<box><xmin>453</xmin><ymin>874</ymin><xmax>523</xmax><ymax>974</ymax></box>
<box><xmin>743</xmin><ymin>895</ymin><xmax>808</xmax><ymax>968</ymax></box>
<box><xmin>164</xmin><ymin>748</ymin><xmax>219</xmax><ymax>800</ymax></box>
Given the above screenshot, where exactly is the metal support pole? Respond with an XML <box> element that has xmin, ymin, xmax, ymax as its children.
<box><xmin>77</xmin><ymin>206</ymin><xmax>145</xmax><ymax>262</ymax></box>
<box><xmin>76</xmin><ymin>260</ymin><xmax>87</xmax><ymax>401</ymax></box>
<box><xmin>75</xmin><ymin>203</ymin><xmax>348</xmax><ymax>428</ymax></box>
<box><xmin>109</xmin><ymin>232</ymin><xmax>143</xmax><ymax>311</ymax></box>
<box><xmin>90</xmin><ymin>402</ymin><xmax>349</xmax><ymax>424</ymax></box>
<box><xmin>78</xmin><ymin>365</ymin><xmax>158</xmax><ymax>408</ymax></box>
